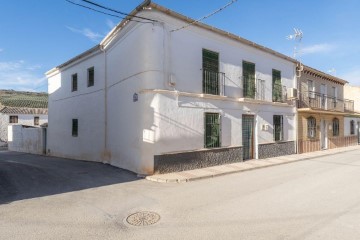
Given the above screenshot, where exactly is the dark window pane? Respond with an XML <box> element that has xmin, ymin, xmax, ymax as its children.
<box><xmin>205</xmin><ymin>113</ymin><xmax>221</xmax><ymax>148</ymax></box>
<box><xmin>72</xmin><ymin>74</ymin><xmax>78</xmax><ymax>92</ymax></box>
<box><xmin>72</xmin><ymin>119</ymin><xmax>78</xmax><ymax>137</ymax></box>
<box><xmin>88</xmin><ymin>67</ymin><xmax>94</xmax><ymax>87</ymax></box>
<box><xmin>243</xmin><ymin>61</ymin><xmax>255</xmax><ymax>98</ymax></box>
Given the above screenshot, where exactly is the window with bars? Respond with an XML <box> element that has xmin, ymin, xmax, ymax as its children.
<box><xmin>307</xmin><ymin>117</ymin><xmax>316</xmax><ymax>138</ymax></box>
<box><xmin>350</xmin><ymin>120</ymin><xmax>355</xmax><ymax>135</ymax></box>
<box><xmin>202</xmin><ymin>49</ymin><xmax>220</xmax><ymax>95</ymax></box>
<box><xmin>9</xmin><ymin>116</ymin><xmax>18</xmax><ymax>124</ymax></box>
<box><xmin>272</xmin><ymin>69</ymin><xmax>282</xmax><ymax>102</ymax></box>
<box><xmin>72</xmin><ymin>73</ymin><xmax>78</xmax><ymax>92</ymax></box>
<box><xmin>88</xmin><ymin>67</ymin><xmax>94</xmax><ymax>87</ymax></box>
<box><xmin>34</xmin><ymin>117</ymin><xmax>39</xmax><ymax>126</ymax></box>
<box><xmin>333</xmin><ymin>118</ymin><xmax>339</xmax><ymax>136</ymax></box>
<box><xmin>72</xmin><ymin>119</ymin><xmax>78</xmax><ymax>137</ymax></box>
<box><xmin>243</xmin><ymin>61</ymin><xmax>255</xmax><ymax>98</ymax></box>
<box><xmin>204</xmin><ymin>113</ymin><xmax>221</xmax><ymax>148</ymax></box>
<box><xmin>273</xmin><ymin>115</ymin><xmax>283</xmax><ymax>141</ymax></box>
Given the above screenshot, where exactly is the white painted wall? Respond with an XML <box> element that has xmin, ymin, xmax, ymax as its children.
<box><xmin>344</xmin><ymin>117</ymin><xmax>360</xmax><ymax>136</ymax></box>
<box><xmin>0</xmin><ymin>113</ymin><xmax>47</xmax><ymax>142</ymax></box>
<box><xmin>47</xmin><ymin>9</ymin><xmax>297</xmax><ymax>174</ymax></box>
<box><xmin>8</xmin><ymin>125</ymin><xmax>45</xmax><ymax>154</ymax></box>
<box><xmin>344</xmin><ymin>85</ymin><xmax>360</xmax><ymax>112</ymax></box>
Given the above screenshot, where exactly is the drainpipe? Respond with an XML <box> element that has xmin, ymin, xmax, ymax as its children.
<box><xmin>100</xmin><ymin>45</ymin><xmax>108</xmax><ymax>162</ymax></box>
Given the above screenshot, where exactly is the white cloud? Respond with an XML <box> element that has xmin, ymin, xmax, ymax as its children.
<box><xmin>340</xmin><ymin>68</ymin><xmax>360</xmax><ymax>86</ymax></box>
<box><xmin>66</xmin><ymin>26</ymin><xmax>104</xmax><ymax>42</ymax></box>
<box><xmin>106</xmin><ymin>19</ymin><xmax>116</xmax><ymax>30</ymax></box>
<box><xmin>0</xmin><ymin>60</ymin><xmax>46</xmax><ymax>92</ymax></box>
<box><xmin>0</xmin><ymin>48</ymin><xmax>3</xmax><ymax>53</ymax></box>
<box><xmin>301</xmin><ymin>43</ymin><xmax>336</xmax><ymax>55</ymax></box>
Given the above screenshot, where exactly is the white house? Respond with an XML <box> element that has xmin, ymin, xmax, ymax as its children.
<box><xmin>46</xmin><ymin>0</ymin><xmax>298</xmax><ymax>175</ymax></box>
<box><xmin>344</xmin><ymin>84</ymin><xmax>360</xmax><ymax>144</ymax></box>
<box><xmin>0</xmin><ymin>90</ymin><xmax>48</xmax><ymax>145</ymax></box>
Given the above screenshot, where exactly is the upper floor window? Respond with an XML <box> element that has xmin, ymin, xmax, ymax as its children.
<box><xmin>202</xmin><ymin>49</ymin><xmax>221</xmax><ymax>95</ymax></box>
<box><xmin>9</xmin><ymin>116</ymin><xmax>18</xmax><ymax>124</ymax></box>
<box><xmin>350</xmin><ymin>120</ymin><xmax>355</xmax><ymax>135</ymax></box>
<box><xmin>87</xmin><ymin>67</ymin><xmax>94</xmax><ymax>87</ymax></box>
<box><xmin>307</xmin><ymin>80</ymin><xmax>315</xmax><ymax>98</ymax></box>
<box><xmin>307</xmin><ymin>116</ymin><xmax>316</xmax><ymax>138</ymax></box>
<box><xmin>34</xmin><ymin>117</ymin><xmax>39</xmax><ymax>126</ymax></box>
<box><xmin>273</xmin><ymin>115</ymin><xmax>283</xmax><ymax>141</ymax></box>
<box><xmin>272</xmin><ymin>69</ymin><xmax>282</xmax><ymax>102</ymax></box>
<box><xmin>72</xmin><ymin>73</ymin><xmax>78</xmax><ymax>92</ymax></box>
<box><xmin>243</xmin><ymin>61</ymin><xmax>255</xmax><ymax>98</ymax></box>
<box><xmin>333</xmin><ymin>118</ymin><xmax>340</xmax><ymax>136</ymax></box>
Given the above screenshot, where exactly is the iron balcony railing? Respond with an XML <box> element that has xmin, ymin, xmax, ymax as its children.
<box><xmin>298</xmin><ymin>91</ymin><xmax>354</xmax><ymax>112</ymax></box>
<box><xmin>202</xmin><ymin>69</ymin><xmax>225</xmax><ymax>96</ymax></box>
<box><xmin>272</xmin><ymin>83</ymin><xmax>287</xmax><ymax>103</ymax></box>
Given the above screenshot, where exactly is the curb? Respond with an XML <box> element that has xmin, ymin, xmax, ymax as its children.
<box><xmin>146</xmin><ymin>146</ymin><xmax>360</xmax><ymax>183</ymax></box>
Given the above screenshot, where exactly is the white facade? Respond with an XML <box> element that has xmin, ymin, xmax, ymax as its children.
<box><xmin>47</xmin><ymin>2</ymin><xmax>297</xmax><ymax>175</ymax></box>
<box><xmin>0</xmin><ymin>113</ymin><xmax>47</xmax><ymax>143</ymax></box>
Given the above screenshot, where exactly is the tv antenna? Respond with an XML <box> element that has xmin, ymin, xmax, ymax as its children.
<box><xmin>287</xmin><ymin>28</ymin><xmax>304</xmax><ymax>78</ymax></box>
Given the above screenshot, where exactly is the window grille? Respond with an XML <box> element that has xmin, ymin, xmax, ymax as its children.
<box><xmin>307</xmin><ymin>117</ymin><xmax>316</xmax><ymax>138</ymax></box>
<box><xmin>273</xmin><ymin>115</ymin><xmax>283</xmax><ymax>141</ymax></box>
<box><xmin>202</xmin><ymin>49</ymin><xmax>220</xmax><ymax>95</ymax></box>
<box><xmin>350</xmin><ymin>120</ymin><xmax>355</xmax><ymax>135</ymax></box>
<box><xmin>204</xmin><ymin>113</ymin><xmax>221</xmax><ymax>148</ymax></box>
<box><xmin>9</xmin><ymin>116</ymin><xmax>18</xmax><ymax>123</ymax></box>
<box><xmin>333</xmin><ymin>118</ymin><xmax>339</xmax><ymax>136</ymax></box>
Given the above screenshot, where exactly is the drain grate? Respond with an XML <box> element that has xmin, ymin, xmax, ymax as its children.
<box><xmin>126</xmin><ymin>211</ymin><xmax>160</xmax><ymax>226</ymax></box>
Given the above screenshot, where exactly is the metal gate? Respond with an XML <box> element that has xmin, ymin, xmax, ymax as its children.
<box><xmin>242</xmin><ymin>115</ymin><xmax>254</xmax><ymax>160</ymax></box>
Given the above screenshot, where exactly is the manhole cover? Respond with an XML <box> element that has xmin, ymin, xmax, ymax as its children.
<box><xmin>126</xmin><ymin>211</ymin><xmax>160</xmax><ymax>226</ymax></box>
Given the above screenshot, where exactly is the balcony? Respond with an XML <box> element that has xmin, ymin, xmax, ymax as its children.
<box><xmin>298</xmin><ymin>91</ymin><xmax>354</xmax><ymax>112</ymax></box>
<box><xmin>203</xmin><ymin>69</ymin><xmax>225</xmax><ymax>96</ymax></box>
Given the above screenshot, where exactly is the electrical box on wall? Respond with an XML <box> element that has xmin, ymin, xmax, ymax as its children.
<box><xmin>262</xmin><ymin>124</ymin><xmax>269</xmax><ymax>131</ymax></box>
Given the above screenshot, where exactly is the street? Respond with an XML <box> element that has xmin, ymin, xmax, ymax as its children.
<box><xmin>1</xmin><ymin>149</ymin><xmax>360</xmax><ymax>240</ymax></box>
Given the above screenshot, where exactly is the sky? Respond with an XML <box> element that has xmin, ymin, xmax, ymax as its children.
<box><xmin>0</xmin><ymin>0</ymin><xmax>360</xmax><ymax>93</ymax></box>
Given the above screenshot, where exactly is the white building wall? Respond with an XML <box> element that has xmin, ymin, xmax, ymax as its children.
<box><xmin>0</xmin><ymin>113</ymin><xmax>47</xmax><ymax>142</ymax></box>
<box><xmin>344</xmin><ymin>85</ymin><xmax>360</xmax><ymax>112</ymax></box>
<box><xmin>47</xmin><ymin>9</ymin><xmax>297</xmax><ymax>174</ymax></box>
<box><xmin>47</xmin><ymin>52</ymin><xmax>106</xmax><ymax>162</ymax></box>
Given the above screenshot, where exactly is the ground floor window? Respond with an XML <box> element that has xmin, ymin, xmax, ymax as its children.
<box><xmin>205</xmin><ymin>113</ymin><xmax>221</xmax><ymax>148</ymax></box>
<box><xmin>273</xmin><ymin>115</ymin><xmax>283</xmax><ymax>141</ymax></box>
<box><xmin>72</xmin><ymin>119</ymin><xmax>78</xmax><ymax>137</ymax></box>
<box><xmin>34</xmin><ymin>117</ymin><xmax>39</xmax><ymax>126</ymax></box>
<box><xmin>333</xmin><ymin>118</ymin><xmax>339</xmax><ymax>136</ymax></box>
<box><xmin>307</xmin><ymin>117</ymin><xmax>316</xmax><ymax>138</ymax></box>
<box><xmin>350</xmin><ymin>120</ymin><xmax>355</xmax><ymax>135</ymax></box>
<box><xmin>9</xmin><ymin>116</ymin><xmax>18</xmax><ymax>123</ymax></box>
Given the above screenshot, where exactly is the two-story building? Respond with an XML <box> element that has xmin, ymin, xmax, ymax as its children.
<box><xmin>296</xmin><ymin>65</ymin><xmax>357</xmax><ymax>153</ymax></box>
<box><xmin>344</xmin><ymin>84</ymin><xmax>360</xmax><ymax>144</ymax></box>
<box><xmin>46</xmin><ymin>0</ymin><xmax>298</xmax><ymax>175</ymax></box>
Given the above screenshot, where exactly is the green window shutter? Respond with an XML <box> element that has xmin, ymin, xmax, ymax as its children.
<box><xmin>203</xmin><ymin>49</ymin><xmax>220</xmax><ymax>95</ymax></box>
<box><xmin>243</xmin><ymin>61</ymin><xmax>255</xmax><ymax>98</ymax></box>
<box><xmin>272</xmin><ymin>69</ymin><xmax>282</xmax><ymax>102</ymax></box>
<box><xmin>205</xmin><ymin>113</ymin><xmax>221</xmax><ymax>148</ymax></box>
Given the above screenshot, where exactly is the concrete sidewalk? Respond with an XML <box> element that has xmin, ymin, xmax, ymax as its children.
<box><xmin>146</xmin><ymin>145</ymin><xmax>360</xmax><ymax>183</ymax></box>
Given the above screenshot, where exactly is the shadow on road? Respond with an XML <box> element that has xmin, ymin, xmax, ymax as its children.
<box><xmin>0</xmin><ymin>151</ymin><xmax>139</xmax><ymax>205</ymax></box>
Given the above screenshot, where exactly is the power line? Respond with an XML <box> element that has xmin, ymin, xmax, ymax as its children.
<box><xmin>80</xmin><ymin>0</ymin><xmax>158</xmax><ymax>22</ymax></box>
<box><xmin>171</xmin><ymin>0</ymin><xmax>238</xmax><ymax>32</ymax></box>
<box><xmin>65</xmin><ymin>0</ymin><xmax>153</xmax><ymax>23</ymax></box>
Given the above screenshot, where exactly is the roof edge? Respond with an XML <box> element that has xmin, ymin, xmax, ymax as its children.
<box><xmin>302</xmin><ymin>65</ymin><xmax>348</xmax><ymax>85</ymax></box>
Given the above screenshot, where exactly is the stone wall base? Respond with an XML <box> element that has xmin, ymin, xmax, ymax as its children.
<box><xmin>258</xmin><ymin>141</ymin><xmax>296</xmax><ymax>159</ymax></box>
<box><xmin>154</xmin><ymin>147</ymin><xmax>243</xmax><ymax>174</ymax></box>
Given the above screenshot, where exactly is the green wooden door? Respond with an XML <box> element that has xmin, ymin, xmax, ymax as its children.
<box><xmin>242</xmin><ymin>115</ymin><xmax>254</xmax><ymax>160</ymax></box>
<box><xmin>243</xmin><ymin>61</ymin><xmax>255</xmax><ymax>98</ymax></box>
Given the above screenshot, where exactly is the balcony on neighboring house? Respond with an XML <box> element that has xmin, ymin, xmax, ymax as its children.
<box><xmin>202</xmin><ymin>69</ymin><xmax>225</xmax><ymax>96</ymax></box>
<box><xmin>298</xmin><ymin>91</ymin><xmax>354</xmax><ymax>112</ymax></box>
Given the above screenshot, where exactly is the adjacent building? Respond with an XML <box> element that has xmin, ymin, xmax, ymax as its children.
<box><xmin>46</xmin><ymin>0</ymin><xmax>298</xmax><ymax>175</ymax></box>
<box><xmin>0</xmin><ymin>90</ymin><xmax>48</xmax><ymax>145</ymax></box>
<box><xmin>296</xmin><ymin>65</ymin><xmax>358</xmax><ymax>153</ymax></box>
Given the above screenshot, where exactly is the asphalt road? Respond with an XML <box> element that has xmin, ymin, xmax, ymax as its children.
<box><xmin>1</xmin><ymin>149</ymin><xmax>360</xmax><ymax>240</ymax></box>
